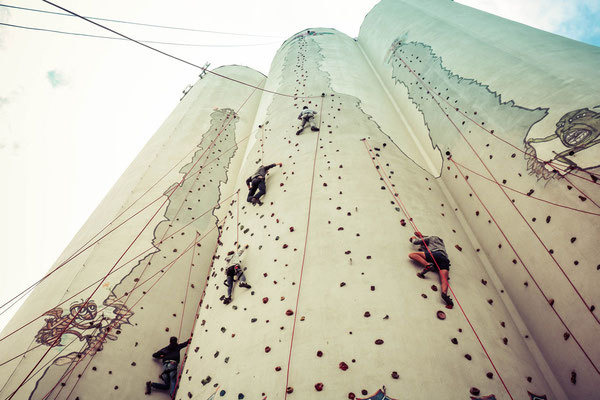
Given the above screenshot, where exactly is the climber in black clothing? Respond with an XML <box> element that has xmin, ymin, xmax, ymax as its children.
<box><xmin>245</xmin><ymin>162</ymin><xmax>282</xmax><ymax>205</ymax></box>
<box><xmin>145</xmin><ymin>337</ymin><xmax>191</xmax><ymax>396</ymax></box>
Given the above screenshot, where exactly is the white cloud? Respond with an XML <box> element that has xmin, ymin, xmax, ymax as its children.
<box><xmin>46</xmin><ymin>69</ymin><xmax>68</xmax><ymax>87</ymax></box>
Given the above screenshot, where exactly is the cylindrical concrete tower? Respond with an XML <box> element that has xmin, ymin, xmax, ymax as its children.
<box><xmin>1</xmin><ymin>1</ymin><xmax>599</xmax><ymax>400</ymax></box>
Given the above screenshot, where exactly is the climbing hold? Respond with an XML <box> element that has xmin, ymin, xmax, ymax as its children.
<box><xmin>391</xmin><ymin>371</ymin><xmax>399</xmax><ymax>379</ymax></box>
<box><xmin>375</xmin><ymin>339</ymin><xmax>384</xmax><ymax>345</ymax></box>
<box><xmin>431</xmin><ymin>285</ymin><xmax>438</xmax><ymax>292</ymax></box>
<box><xmin>364</xmin><ymin>311</ymin><xmax>371</xmax><ymax>318</ymax></box>
<box><xmin>340</xmin><ymin>282</ymin><xmax>346</xmax><ymax>287</ymax></box>
<box><xmin>454</xmin><ymin>244</ymin><xmax>462</xmax><ymax>251</ymax></box>
<box><xmin>265</xmin><ymin>346</ymin><xmax>271</xmax><ymax>353</ymax></box>
<box><xmin>437</xmin><ymin>311</ymin><xmax>446</xmax><ymax>320</ymax></box>
<box><xmin>361</xmin><ymin>390</ymin><xmax>368</xmax><ymax>395</ymax></box>
<box><xmin>486</xmin><ymin>372</ymin><xmax>493</xmax><ymax>379</ymax></box>
<box><xmin>563</xmin><ymin>332</ymin><xmax>570</xmax><ymax>340</ymax></box>
<box><xmin>286</xmin><ymin>309</ymin><xmax>294</xmax><ymax>316</ymax></box>
<box><xmin>348</xmin><ymin>393</ymin><xmax>356</xmax><ymax>399</ymax></box>
<box><xmin>238</xmin><ymin>394</ymin><xmax>245</xmax><ymax>399</ymax></box>
<box><xmin>502</xmin><ymin>337</ymin><xmax>508</xmax><ymax>345</ymax></box>
<box><xmin>339</xmin><ymin>362</ymin><xmax>349</xmax><ymax>371</ymax></box>
<box><xmin>275</xmin><ymin>366</ymin><xmax>282</xmax><ymax>371</ymax></box>
<box><xmin>315</xmin><ymin>383</ymin><xmax>324</xmax><ymax>391</ymax></box>
<box><xmin>262</xmin><ymin>297</ymin><xmax>269</xmax><ymax>304</ymax></box>
<box><xmin>286</xmin><ymin>387</ymin><xmax>294</xmax><ymax>394</ymax></box>
<box><xmin>470</xmin><ymin>387</ymin><xmax>480</xmax><ymax>396</ymax></box>
<box><xmin>400</xmin><ymin>219</ymin><xmax>406</xmax><ymax>226</ymax></box>
<box><xmin>548</xmin><ymin>298</ymin><xmax>554</xmax><ymax>306</ymax></box>
<box><xmin>289</xmin><ymin>227</ymin><xmax>295</xmax><ymax>232</ymax></box>
<box><xmin>451</xmin><ymin>338</ymin><xmax>458</xmax><ymax>344</ymax></box>
<box><xmin>317</xmin><ymin>350</ymin><xmax>323</xmax><ymax>357</ymax></box>
<box><xmin>527</xmin><ymin>376</ymin><xmax>533</xmax><ymax>382</ymax></box>
<box><xmin>571</xmin><ymin>371</ymin><xmax>577</xmax><ymax>384</ymax></box>
<box><xmin>465</xmin><ymin>354</ymin><xmax>472</xmax><ymax>360</ymax></box>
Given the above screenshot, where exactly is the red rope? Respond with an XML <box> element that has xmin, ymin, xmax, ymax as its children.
<box><xmin>34</xmin><ymin>233</ymin><xmax>208</xmax><ymax>399</ymax></box>
<box><xmin>0</xmin><ymin>192</ymin><xmax>236</xmax><ymax>347</ymax></box>
<box><xmin>423</xmin><ymin>89</ymin><xmax>600</xmax><ymax>326</ymax></box>
<box><xmin>6</xmin><ymin>181</ymin><xmax>181</xmax><ymax>399</ymax></box>
<box><xmin>392</xmin><ymin>52</ymin><xmax>600</xmax><ymax>327</ymax></box>
<box><xmin>450</xmin><ymin>158</ymin><xmax>600</xmax><ymax>216</ymax></box>
<box><xmin>236</xmin><ymin>190</ymin><xmax>240</xmax><ymax>246</ymax></box>
<box><xmin>284</xmin><ymin>96</ymin><xmax>324</xmax><ymax>399</ymax></box>
<box><xmin>2</xmin><ymin>78</ymin><xmax>261</xmax><ymax>315</ymax></box>
<box><xmin>362</xmin><ymin>139</ymin><xmax>515</xmax><ymax>399</ymax></box>
<box><xmin>171</xmin><ymin>219</ymin><xmax>226</xmax><ymax>399</ymax></box>
<box><xmin>394</xmin><ymin>53</ymin><xmax>600</xmax><ymax>188</ymax></box>
<box><xmin>178</xmin><ymin>232</ymin><xmax>198</xmax><ymax>338</ymax></box>
<box><xmin>451</xmin><ymin>157</ymin><xmax>600</xmax><ymax>375</ymax></box>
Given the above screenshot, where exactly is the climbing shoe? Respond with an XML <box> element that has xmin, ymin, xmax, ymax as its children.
<box><xmin>223</xmin><ymin>297</ymin><xmax>232</xmax><ymax>305</ymax></box>
<box><xmin>145</xmin><ymin>381</ymin><xmax>152</xmax><ymax>395</ymax></box>
<box><xmin>311</xmin><ymin>127</ymin><xmax>320</xmax><ymax>131</ymax></box>
<box><xmin>239</xmin><ymin>282</ymin><xmax>251</xmax><ymax>289</ymax></box>
<box><xmin>296</xmin><ymin>129</ymin><xmax>303</xmax><ymax>135</ymax></box>
<box><xmin>416</xmin><ymin>264</ymin><xmax>434</xmax><ymax>278</ymax></box>
<box><xmin>441</xmin><ymin>293</ymin><xmax>454</xmax><ymax>308</ymax></box>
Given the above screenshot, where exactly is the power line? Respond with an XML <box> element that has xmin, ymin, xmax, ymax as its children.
<box><xmin>0</xmin><ymin>22</ymin><xmax>280</xmax><ymax>47</ymax></box>
<box><xmin>0</xmin><ymin>3</ymin><xmax>281</xmax><ymax>38</ymax></box>
<box><xmin>39</xmin><ymin>0</ymin><xmax>320</xmax><ymax>99</ymax></box>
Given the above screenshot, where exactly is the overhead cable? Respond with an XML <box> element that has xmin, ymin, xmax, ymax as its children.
<box><xmin>0</xmin><ymin>22</ymin><xmax>280</xmax><ymax>47</ymax></box>
<box><xmin>40</xmin><ymin>0</ymin><xmax>319</xmax><ymax>98</ymax></box>
<box><xmin>0</xmin><ymin>3</ymin><xmax>281</xmax><ymax>38</ymax></box>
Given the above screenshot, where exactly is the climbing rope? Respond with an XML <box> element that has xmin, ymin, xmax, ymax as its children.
<box><xmin>284</xmin><ymin>95</ymin><xmax>325</xmax><ymax>399</ymax></box>
<box><xmin>178</xmin><ymin>232</ymin><xmax>199</xmax><ymax>339</ymax></box>
<box><xmin>433</xmin><ymin>99</ymin><xmax>600</xmax><ymax>326</ymax></box>
<box><xmin>0</xmin><ymin>191</ymin><xmax>237</xmax><ymax>350</ymax></box>
<box><xmin>362</xmin><ymin>138</ymin><xmax>515</xmax><ymax>400</ymax></box>
<box><xmin>450</xmin><ymin>157</ymin><xmax>600</xmax><ymax>216</ymax></box>
<box><xmin>390</xmin><ymin>52</ymin><xmax>600</xmax><ymax>327</ymax></box>
<box><xmin>451</xmin><ymin>157</ymin><xmax>600</xmax><ymax>374</ymax></box>
<box><xmin>395</xmin><ymin>53</ymin><xmax>600</xmax><ymax>187</ymax></box>
<box><xmin>35</xmin><ymin>231</ymin><xmax>211</xmax><ymax>399</ymax></box>
<box><xmin>0</xmin><ymin>81</ymin><xmax>260</xmax><ymax>316</ymax></box>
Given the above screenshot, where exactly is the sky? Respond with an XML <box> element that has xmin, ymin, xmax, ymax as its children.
<box><xmin>0</xmin><ymin>0</ymin><xmax>598</xmax><ymax>332</ymax></box>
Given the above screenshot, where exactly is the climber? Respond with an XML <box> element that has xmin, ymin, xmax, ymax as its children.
<box><xmin>408</xmin><ymin>232</ymin><xmax>454</xmax><ymax>308</ymax></box>
<box><xmin>296</xmin><ymin>106</ymin><xmax>319</xmax><ymax>135</ymax></box>
<box><xmin>223</xmin><ymin>244</ymin><xmax>251</xmax><ymax>305</ymax></box>
<box><xmin>245</xmin><ymin>162</ymin><xmax>282</xmax><ymax>206</ymax></box>
<box><xmin>145</xmin><ymin>336</ymin><xmax>191</xmax><ymax>396</ymax></box>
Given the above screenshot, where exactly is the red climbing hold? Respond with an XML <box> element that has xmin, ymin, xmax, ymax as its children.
<box><xmin>262</xmin><ymin>297</ymin><xmax>269</xmax><ymax>304</ymax></box>
<box><xmin>314</xmin><ymin>383</ymin><xmax>324</xmax><ymax>391</ymax></box>
<box><xmin>391</xmin><ymin>371</ymin><xmax>399</xmax><ymax>379</ymax></box>
<box><xmin>289</xmin><ymin>227</ymin><xmax>295</xmax><ymax>232</ymax></box>
<box><xmin>275</xmin><ymin>366</ymin><xmax>282</xmax><ymax>371</ymax></box>
<box><xmin>400</xmin><ymin>219</ymin><xmax>406</xmax><ymax>226</ymax></box>
<box><xmin>375</xmin><ymin>339</ymin><xmax>384</xmax><ymax>345</ymax></box>
<box><xmin>364</xmin><ymin>312</ymin><xmax>371</xmax><ymax>318</ymax></box>
<box><xmin>316</xmin><ymin>350</ymin><xmax>323</xmax><ymax>357</ymax></box>
<box><xmin>339</xmin><ymin>362</ymin><xmax>348</xmax><ymax>371</ymax></box>
<box><xmin>286</xmin><ymin>387</ymin><xmax>294</xmax><ymax>394</ymax></box>
<box><xmin>265</xmin><ymin>346</ymin><xmax>271</xmax><ymax>353</ymax></box>
<box><xmin>286</xmin><ymin>309</ymin><xmax>294</xmax><ymax>316</ymax></box>
<box><xmin>348</xmin><ymin>393</ymin><xmax>355</xmax><ymax>399</ymax></box>
<box><xmin>455</xmin><ymin>244</ymin><xmax>463</xmax><ymax>251</ymax></box>
<box><xmin>437</xmin><ymin>311</ymin><xmax>446</xmax><ymax>320</ymax></box>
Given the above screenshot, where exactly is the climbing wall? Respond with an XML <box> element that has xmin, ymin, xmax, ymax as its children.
<box><xmin>176</xmin><ymin>29</ymin><xmax>557</xmax><ymax>400</ymax></box>
<box><xmin>358</xmin><ymin>0</ymin><xmax>600</xmax><ymax>399</ymax></box>
<box><xmin>2</xmin><ymin>1</ymin><xmax>598</xmax><ymax>399</ymax></box>
<box><xmin>0</xmin><ymin>66</ymin><xmax>264</xmax><ymax>399</ymax></box>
